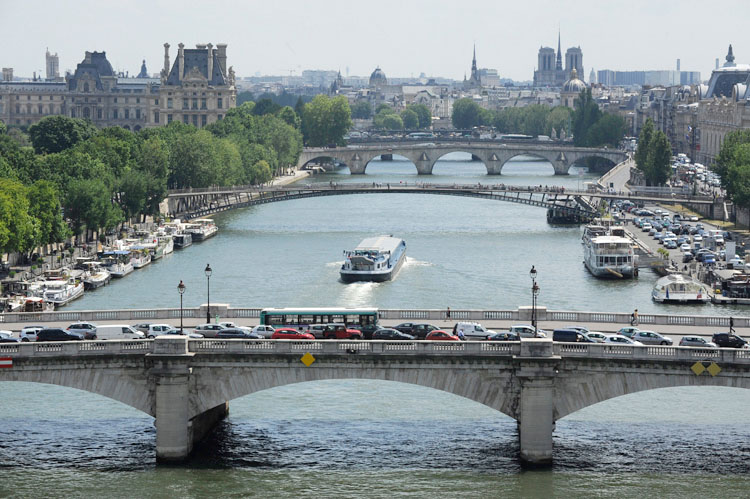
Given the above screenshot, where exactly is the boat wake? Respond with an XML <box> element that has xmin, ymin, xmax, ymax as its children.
<box><xmin>402</xmin><ymin>256</ymin><xmax>433</xmax><ymax>268</ymax></box>
<box><xmin>338</xmin><ymin>281</ymin><xmax>379</xmax><ymax>307</ymax></box>
<box><xmin>326</xmin><ymin>261</ymin><xmax>345</xmax><ymax>268</ymax></box>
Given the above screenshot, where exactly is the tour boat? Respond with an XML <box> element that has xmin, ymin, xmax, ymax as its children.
<box><xmin>40</xmin><ymin>278</ymin><xmax>84</xmax><ymax>307</ymax></box>
<box><xmin>340</xmin><ymin>236</ymin><xmax>407</xmax><ymax>283</ymax></box>
<box><xmin>173</xmin><ymin>232</ymin><xmax>192</xmax><ymax>249</ymax></box>
<box><xmin>186</xmin><ymin>219</ymin><xmax>218</xmax><ymax>241</ymax></box>
<box><xmin>81</xmin><ymin>261</ymin><xmax>111</xmax><ymax>290</ymax></box>
<box><xmin>582</xmin><ymin>224</ymin><xmax>637</xmax><ymax>278</ymax></box>
<box><xmin>101</xmin><ymin>251</ymin><xmax>134</xmax><ymax>278</ymax></box>
<box><xmin>652</xmin><ymin>274</ymin><xmax>709</xmax><ymax>303</ymax></box>
<box><xmin>130</xmin><ymin>248</ymin><xmax>152</xmax><ymax>269</ymax></box>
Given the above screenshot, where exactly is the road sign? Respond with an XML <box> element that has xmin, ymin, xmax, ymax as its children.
<box><xmin>0</xmin><ymin>357</ymin><xmax>13</xmax><ymax>368</ymax></box>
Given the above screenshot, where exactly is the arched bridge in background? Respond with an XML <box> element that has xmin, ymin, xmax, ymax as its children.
<box><xmin>297</xmin><ymin>142</ymin><xmax>628</xmax><ymax>175</ymax></box>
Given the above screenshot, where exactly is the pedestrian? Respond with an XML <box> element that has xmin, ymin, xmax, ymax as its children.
<box><xmin>458</xmin><ymin>329</ymin><xmax>465</xmax><ymax>341</ymax></box>
<box><xmin>630</xmin><ymin>309</ymin><xmax>639</xmax><ymax>326</ymax></box>
<box><xmin>730</xmin><ymin>316</ymin><xmax>735</xmax><ymax>333</ymax></box>
<box><xmin>446</xmin><ymin>306</ymin><xmax>451</xmax><ymax>320</ymax></box>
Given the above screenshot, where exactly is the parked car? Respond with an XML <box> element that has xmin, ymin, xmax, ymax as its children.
<box><xmin>585</xmin><ymin>331</ymin><xmax>607</xmax><ymax>343</ymax></box>
<box><xmin>67</xmin><ymin>322</ymin><xmax>98</xmax><ymax>340</ymax></box>
<box><xmin>553</xmin><ymin>329</ymin><xmax>595</xmax><ymax>343</ymax></box>
<box><xmin>679</xmin><ymin>336</ymin><xmax>717</xmax><ymax>348</ymax></box>
<box><xmin>372</xmin><ymin>328</ymin><xmax>415</xmax><ymax>340</ymax></box>
<box><xmin>425</xmin><ymin>330</ymin><xmax>460</xmax><ymax>341</ymax></box>
<box><xmin>0</xmin><ymin>331</ymin><xmax>20</xmax><ymax>343</ymax></box>
<box><xmin>146</xmin><ymin>324</ymin><xmax>177</xmax><ymax>338</ymax></box>
<box><xmin>508</xmin><ymin>324</ymin><xmax>547</xmax><ymax>338</ymax></box>
<box><xmin>162</xmin><ymin>328</ymin><xmax>204</xmax><ymax>339</ymax></box>
<box><xmin>486</xmin><ymin>332</ymin><xmax>520</xmax><ymax>341</ymax></box>
<box><xmin>251</xmin><ymin>325</ymin><xmax>277</xmax><ymax>338</ymax></box>
<box><xmin>454</xmin><ymin>322</ymin><xmax>497</xmax><ymax>340</ymax></box>
<box><xmin>133</xmin><ymin>323</ymin><xmax>153</xmax><ymax>334</ymax></box>
<box><xmin>36</xmin><ymin>328</ymin><xmax>83</xmax><ymax>341</ymax></box>
<box><xmin>394</xmin><ymin>322</ymin><xmax>417</xmax><ymax>334</ymax></box>
<box><xmin>271</xmin><ymin>328</ymin><xmax>315</xmax><ymax>340</ymax></box>
<box><xmin>20</xmin><ymin>325</ymin><xmax>45</xmax><ymax>342</ymax></box>
<box><xmin>632</xmin><ymin>330</ymin><xmax>673</xmax><ymax>345</ymax></box>
<box><xmin>408</xmin><ymin>323</ymin><xmax>442</xmax><ymax>340</ymax></box>
<box><xmin>712</xmin><ymin>332</ymin><xmax>748</xmax><ymax>348</ymax></box>
<box><xmin>617</xmin><ymin>326</ymin><xmax>640</xmax><ymax>338</ymax></box>
<box><xmin>95</xmin><ymin>324</ymin><xmax>145</xmax><ymax>340</ymax></box>
<box><xmin>215</xmin><ymin>328</ymin><xmax>262</xmax><ymax>339</ymax></box>
<box><xmin>604</xmin><ymin>335</ymin><xmax>643</xmax><ymax>346</ymax></box>
<box><xmin>193</xmin><ymin>323</ymin><xmax>227</xmax><ymax>338</ymax></box>
<box><xmin>320</xmin><ymin>324</ymin><xmax>363</xmax><ymax>340</ymax></box>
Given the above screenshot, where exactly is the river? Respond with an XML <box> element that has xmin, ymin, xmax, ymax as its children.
<box><xmin>1</xmin><ymin>154</ymin><xmax>749</xmax><ymax>496</ymax></box>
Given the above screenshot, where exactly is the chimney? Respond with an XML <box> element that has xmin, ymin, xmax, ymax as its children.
<box><xmin>163</xmin><ymin>43</ymin><xmax>170</xmax><ymax>74</ymax></box>
<box><xmin>216</xmin><ymin>43</ymin><xmax>227</xmax><ymax>77</ymax></box>
<box><xmin>207</xmin><ymin>43</ymin><xmax>213</xmax><ymax>80</ymax></box>
<box><xmin>178</xmin><ymin>43</ymin><xmax>185</xmax><ymax>81</ymax></box>
<box><xmin>676</xmin><ymin>58</ymin><xmax>680</xmax><ymax>71</ymax></box>
<box><xmin>716</xmin><ymin>58</ymin><xmax>719</xmax><ymax>70</ymax></box>
<box><xmin>85</xmin><ymin>51</ymin><xmax>92</xmax><ymax>64</ymax></box>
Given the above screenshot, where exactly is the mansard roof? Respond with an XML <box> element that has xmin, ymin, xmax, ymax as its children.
<box><xmin>165</xmin><ymin>49</ymin><xmax>226</xmax><ymax>86</ymax></box>
<box><xmin>67</xmin><ymin>51</ymin><xmax>115</xmax><ymax>91</ymax></box>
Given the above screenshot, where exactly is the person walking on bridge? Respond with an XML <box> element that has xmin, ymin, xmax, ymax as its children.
<box><xmin>631</xmin><ymin>309</ymin><xmax>639</xmax><ymax>326</ymax></box>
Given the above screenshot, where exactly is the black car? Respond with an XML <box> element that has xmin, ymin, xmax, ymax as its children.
<box><xmin>552</xmin><ymin>329</ymin><xmax>595</xmax><ymax>343</ymax></box>
<box><xmin>712</xmin><ymin>332</ymin><xmax>748</xmax><ymax>349</ymax></box>
<box><xmin>393</xmin><ymin>322</ymin><xmax>416</xmax><ymax>334</ymax></box>
<box><xmin>486</xmin><ymin>332</ymin><xmax>520</xmax><ymax>341</ymax></box>
<box><xmin>36</xmin><ymin>328</ymin><xmax>84</xmax><ymax>342</ymax></box>
<box><xmin>372</xmin><ymin>328</ymin><xmax>415</xmax><ymax>340</ymax></box>
<box><xmin>409</xmin><ymin>323</ymin><xmax>441</xmax><ymax>339</ymax></box>
<box><xmin>215</xmin><ymin>328</ymin><xmax>262</xmax><ymax>339</ymax></box>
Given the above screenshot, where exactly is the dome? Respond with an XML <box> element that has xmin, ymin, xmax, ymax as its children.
<box><xmin>369</xmin><ymin>67</ymin><xmax>388</xmax><ymax>88</ymax></box>
<box><xmin>562</xmin><ymin>68</ymin><xmax>586</xmax><ymax>93</ymax></box>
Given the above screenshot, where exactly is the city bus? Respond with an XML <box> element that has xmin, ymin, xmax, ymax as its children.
<box><xmin>259</xmin><ymin>307</ymin><xmax>380</xmax><ymax>338</ymax></box>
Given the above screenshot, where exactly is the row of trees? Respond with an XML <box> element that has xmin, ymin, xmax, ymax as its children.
<box><xmin>450</xmin><ymin>89</ymin><xmax>626</xmax><ymax>148</ymax></box>
<box><xmin>371</xmin><ymin>103</ymin><xmax>432</xmax><ymax>131</ymax></box>
<box><xmin>634</xmin><ymin>119</ymin><xmax>672</xmax><ymax>185</ymax></box>
<box><xmin>0</xmin><ymin>100</ymin><xmax>305</xmax><ymax>254</ymax></box>
<box><xmin>715</xmin><ymin>130</ymin><xmax>750</xmax><ymax>209</ymax></box>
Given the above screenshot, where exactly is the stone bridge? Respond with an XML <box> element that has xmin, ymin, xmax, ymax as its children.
<box><xmin>297</xmin><ymin>142</ymin><xmax>628</xmax><ymax>175</ymax></box>
<box><xmin>1</xmin><ymin>336</ymin><xmax>748</xmax><ymax>465</ymax></box>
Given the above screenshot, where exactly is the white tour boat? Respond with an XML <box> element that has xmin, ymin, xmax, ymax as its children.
<box><xmin>340</xmin><ymin>236</ymin><xmax>407</xmax><ymax>283</ymax></box>
<box><xmin>582</xmin><ymin>224</ymin><xmax>637</xmax><ymax>278</ymax></box>
<box><xmin>40</xmin><ymin>278</ymin><xmax>84</xmax><ymax>307</ymax></box>
<box><xmin>186</xmin><ymin>219</ymin><xmax>218</xmax><ymax>241</ymax></box>
<box><xmin>652</xmin><ymin>274</ymin><xmax>709</xmax><ymax>303</ymax></box>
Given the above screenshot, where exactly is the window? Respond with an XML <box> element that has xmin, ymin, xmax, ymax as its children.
<box><xmin>71</xmin><ymin>108</ymin><xmax>76</xmax><ymax>117</ymax></box>
<box><xmin>113</xmin><ymin>109</ymin><xmax>118</xmax><ymax>119</ymax></box>
<box><xmin>183</xmin><ymin>114</ymin><xmax>189</xmax><ymax>124</ymax></box>
<box><xmin>217</xmin><ymin>114</ymin><xmax>223</xmax><ymax>120</ymax></box>
<box><xmin>83</xmin><ymin>107</ymin><xmax>90</xmax><ymax>119</ymax></box>
<box><xmin>97</xmin><ymin>108</ymin><xmax>102</xmax><ymax>119</ymax></box>
<box><xmin>217</xmin><ymin>97</ymin><xmax>223</xmax><ymax>109</ymax></box>
<box><xmin>167</xmin><ymin>113</ymin><xmax>173</xmax><ymax>123</ymax></box>
<box><xmin>135</xmin><ymin>108</ymin><xmax>141</xmax><ymax>119</ymax></box>
<box><xmin>153</xmin><ymin>111</ymin><xmax>159</xmax><ymax>123</ymax></box>
<box><xmin>192</xmin><ymin>114</ymin><xmax>198</xmax><ymax>126</ymax></box>
<box><xmin>136</xmin><ymin>97</ymin><xmax>140</xmax><ymax>103</ymax></box>
<box><xmin>27</xmin><ymin>95</ymin><xmax>31</xmax><ymax>100</ymax></box>
<box><xmin>192</xmin><ymin>98</ymin><xmax>198</xmax><ymax>109</ymax></box>
<box><xmin>38</xmin><ymin>95</ymin><xmax>42</xmax><ymax>100</ymax></box>
<box><xmin>15</xmin><ymin>104</ymin><xmax>20</xmax><ymax>113</ymax></box>
<box><xmin>124</xmin><ymin>109</ymin><xmax>130</xmax><ymax>119</ymax></box>
<box><xmin>114</xmin><ymin>97</ymin><xmax>118</xmax><ymax>103</ymax></box>
<box><xmin>182</xmin><ymin>98</ymin><xmax>188</xmax><ymax>110</ymax></box>
<box><xmin>37</xmin><ymin>104</ymin><xmax>43</xmax><ymax>114</ymax></box>
<box><xmin>201</xmin><ymin>114</ymin><xmax>207</xmax><ymax>127</ymax></box>
<box><xmin>167</xmin><ymin>98</ymin><xmax>173</xmax><ymax>109</ymax></box>
<box><xmin>154</xmin><ymin>99</ymin><xmax>159</xmax><ymax>105</ymax></box>
<box><xmin>201</xmin><ymin>98</ymin><xmax>206</xmax><ymax>109</ymax></box>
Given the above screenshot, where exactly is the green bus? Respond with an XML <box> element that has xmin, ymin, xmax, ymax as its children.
<box><xmin>259</xmin><ymin>307</ymin><xmax>380</xmax><ymax>338</ymax></box>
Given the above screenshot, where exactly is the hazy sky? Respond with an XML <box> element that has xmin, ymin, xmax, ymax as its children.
<box><xmin>3</xmin><ymin>0</ymin><xmax>747</xmax><ymax>81</ymax></box>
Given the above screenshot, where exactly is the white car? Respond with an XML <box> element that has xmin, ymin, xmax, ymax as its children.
<box><xmin>604</xmin><ymin>335</ymin><xmax>643</xmax><ymax>346</ymax></box>
<box><xmin>193</xmin><ymin>323</ymin><xmax>227</xmax><ymax>338</ymax></box>
<box><xmin>20</xmin><ymin>325</ymin><xmax>45</xmax><ymax>342</ymax></box>
<box><xmin>146</xmin><ymin>324</ymin><xmax>178</xmax><ymax>338</ymax></box>
<box><xmin>251</xmin><ymin>325</ymin><xmax>277</xmax><ymax>338</ymax></box>
<box><xmin>508</xmin><ymin>324</ymin><xmax>547</xmax><ymax>338</ymax></box>
<box><xmin>690</xmin><ymin>216</ymin><xmax>699</xmax><ymax>222</ymax></box>
<box><xmin>680</xmin><ymin>243</ymin><xmax>692</xmax><ymax>252</ymax></box>
<box><xmin>0</xmin><ymin>331</ymin><xmax>19</xmax><ymax>343</ymax></box>
<box><xmin>586</xmin><ymin>331</ymin><xmax>607</xmax><ymax>342</ymax></box>
<box><xmin>693</xmin><ymin>235</ymin><xmax>703</xmax><ymax>242</ymax></box>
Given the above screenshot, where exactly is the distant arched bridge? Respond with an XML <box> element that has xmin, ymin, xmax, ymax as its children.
<box><xmin>297</xmin><ymin>142</ymin><xmax>628</xmax><ymax>175</ymax></box>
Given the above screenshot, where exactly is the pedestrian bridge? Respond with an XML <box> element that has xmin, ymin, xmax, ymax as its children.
<box><xmin>297</xmin><ymin>142</ymin><xmax>628</xmax><ymax>175</ymax></box>
<box><xmin>1</xmin><ymin>336</ymin><xmax>748</xmax><ymax>465</ymax></box>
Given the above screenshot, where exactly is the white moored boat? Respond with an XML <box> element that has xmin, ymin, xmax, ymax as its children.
<box><xmin>186</xmin><ymin>219</ymin><xmax>218</xmax><ymax>241</ymax></box>
<box><xmin>652</xmin><ymin>274</ymin><xmax>709</xmax><ymax>303</ymax></box>
<box><xmin>82</xmin><ymin>261</ymin><xmax>111</xmax><ymax>290</ymax></box>
<box><xmin>582</xmin><ymin>224</ymin><xmax>636</xmax><ymax>278</ymax></box>
<box><xmin>40</xmin><ymin>278</ymin><xmax>85</xmax><ymax>307</ymax></box>
<box><xmin>340</xmin><ymin>236</ymin><xmax>406</xmax><ymax>283</ymax></box>
<box><xmin>101</xmin><ymin>251</ymin><xmax>134</xmax><ymax>278</ymax></box>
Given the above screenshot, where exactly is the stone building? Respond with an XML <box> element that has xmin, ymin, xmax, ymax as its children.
<box><xmin>560</xmin><ymin>69</ymin><xmax>586</xmax><ymax>108</ymax></box>
<box><xmin>533</xmin><ymin>32</ymin><xmax>584</xmax><ymax>87</ymax></box>
<box><xmin>0</xmin><ymin>43</ymin><xmax>235</xmax><ymax>130</ymax></box>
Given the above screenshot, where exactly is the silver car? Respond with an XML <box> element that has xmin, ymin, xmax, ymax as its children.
<box><xmin>679</xmin><ymin>336</ymin><xmax>717</xmax><ymax>348</ymax></box>
<box><xmin>632</xmin><ymin>330</ymin><xmax>673</xmax><ymax>345</ymax></box>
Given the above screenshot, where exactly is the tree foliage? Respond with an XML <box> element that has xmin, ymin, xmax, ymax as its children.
<box><xmin>635</xmin><ymin>119</ymin><xmax>654</xmax><ymax>172</ymax></box>
<box><xmin>28</xmin><ymin>115</ymin><xmax>97</xmax><ymax>154</ymax></box>
<box><xmin>300</xmin><ymin>95</ymin><xmax>352</xmax><ymax>146</ymax></box>
<box><xmin>451</xmin><ymin>98</ymin><xmax>483</xmax><ymax>129</ymax></box>
<box><xmin>351</xmin><ymin>101</ymin><xmax>373</xmax><ymax>119</ymax></box>
<box><xmin>406</xmin><ymin>104</ymin><xmax>432</xmax><ymax>129</ymax></box>
<box><xmin>400</xmin><ymin>109</ymin><xmax>419</xmax><ymax>129</ymax></box>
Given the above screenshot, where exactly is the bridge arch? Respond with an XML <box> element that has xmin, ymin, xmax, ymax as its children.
<box><xmin>299</xmin><ymin>154</ymin><xmax>348</xmax><ymax>171</ymax></box>
<box><xmin>554</xmin><ymin>368</ymin><xmax>750</xmax><ymax>420</ymax></box>
<box><xmin>0</xmin><ymin>362</ymin><xmax>153</xmax><ymax>416</ymax></box>
<box><xmin>498</xmin><ymin>152</ymin><xmax>558</xmax><ymax>175</ymax></box>
<box><xmin>190</xmin><ymin>363</ymin><xmax>519</xmax><ymax>420</ymax></box>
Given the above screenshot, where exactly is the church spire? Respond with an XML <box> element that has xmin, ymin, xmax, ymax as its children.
<box><xmin>472</xmin><ymin>44</ymin><xmax>477</xmax><ymax>72</ymax></box>
<box><xmin>725</xmin><ymin>44</ymin><xmax>736</xmax><ymax>67</ymax></box>
<box><xmin>555</xmin><ymin>29</ymin><xmax>563</xmax><ymax>71</ymax></box>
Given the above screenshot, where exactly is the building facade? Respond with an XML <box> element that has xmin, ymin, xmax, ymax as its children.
<box><xmin>0</xmin><ymin>43</ymin><xmax>235</xmax><ymax>130</ymax></box>
<box><xmin>533</xmin><ymin>32</ymin><xmax>584</xmax><ymax>87</ymax></box>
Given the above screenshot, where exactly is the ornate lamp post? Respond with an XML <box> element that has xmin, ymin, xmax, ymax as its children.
<box><xmin>204</xmin><ymin>263</ymin><xmax>212</xmax><ymax>323</ymax></box>
<box><xmin>530</xmin><ymin>265</ymin><xmax>540</xmax><ymax>335</ymax></box>
<box><xmin>178</xmin><ymin>280</ymin><xmax>186</xmax><ymax>334</ymax></box>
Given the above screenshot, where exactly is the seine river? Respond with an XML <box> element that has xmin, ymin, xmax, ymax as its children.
<box><xmin>1</xmin><ymin>155</ymin><xmax>749</xmax><ymax>497</ymax></box>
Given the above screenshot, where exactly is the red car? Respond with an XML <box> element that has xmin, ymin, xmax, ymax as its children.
<box><xmin>324</xmin><ymin>324</ymin><xmax>363</xmax><ymax>340</ymax></box>
<box><xmin>425</xmin><ymin>330</ymin><xmax>460</xmax><ymax>341</ymax></box>
<box><xmin>271</xmin><ymin>328</ymin><xmax>315</xmax><ymax>340</ymax></box>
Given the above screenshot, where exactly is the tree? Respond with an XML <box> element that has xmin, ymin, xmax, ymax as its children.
<box><xmin>64</xmin><ymin>178</ymin><xmax>121</xmax><ymax>237</ymax></box>
<box><xmin>725</xmin><ymin>144</ymin><xmax>750</xmax><ymax>209</ymax></box>
<box><xmin>635</xmin><ymin>119</ymin><xmax>655</xmax><ymax>173</ymax></box>
<box><xmin>0</xmin><ymin>120</ymin><xmax>6</xmax><ymax>135</ymax></box>
<box><xmin>301</xmin><ymin>95</ymin><xmax>352</xmax><ymax>147</ymax></box>
<box><xmin>351</xmin><ymin>101</ymin><xmax>373</xmax><ymax>119</ymax></box>
<box><xmin>407</xmin><ymin>104</ymin><xmax>432</xmax><ymax>129</ymax></box>
<box><xmin>381</xmin><ymin>114</ymin><xmax>404</xmax><ymax>130</ymax></box>
<box><xmin>586</xmin><ymin>113</ymin><xmax>627</xmax><ymax>148</ymax></box>
<box><xmin>28</xmin><ymin>115</ymin><xmax>97</xmax><ymax>154</ymax></box>
<box><xmin>572</xmin><ymin>88</ymin><xmax>602</xmax><ymax>146</ymax></box>
<box><xmin>276</xmin><ymin>106</ymin><xmax>300</xmax><ymax>128</ymax></box>
<box><xmin>715</xmin><ymin>129</ymin><xmax>750</xmax><ymax>197</ymax></box>
<box><xmin>237</xmin><ymin>91</ymin><xmax>254</xmax><ymax>106</ymax></box>
<box><xmin>645</xmin><ymin>130</ymin><xmax>672</xmax><ymax>185</ymax></box>
<box><xmin>545</xmin><ymin>106</ymin><xmax>572</xmax><ymax>137</ymax></box>
<box><xmin>27</xmin><ymin>180</ymin><xmax>69</xmax><ymax>248</ymax></box>
<box><xmin>0</xmin><ymin>179</ymin><xmax>35</xmax><ymax>255</ymax></box>
<box><xmin>252</xmin><ymin>98</ymin><xmax>282</xmax><ymax>116</ymax></box>
<box><xmin>451</xmin><ymin>98</ymin><xmax>483</xmax><ymax>129</ymax></box>
<box><xmin>400</xmin><ymin>109</ymin><xmax>419</xmax><ymax>129</ymax></box>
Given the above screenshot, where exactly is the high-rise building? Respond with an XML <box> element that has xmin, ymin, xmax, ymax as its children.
<box><xmin>45</xmin><ymin>49</ymin><xmax>60</xmax><ymax>81</ymax></box>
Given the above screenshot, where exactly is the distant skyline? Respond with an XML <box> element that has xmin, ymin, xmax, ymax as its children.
<box><xmin>3</xmin><ymin>0</ymin><xmax>747</xmax><ymax>81</ymax></box>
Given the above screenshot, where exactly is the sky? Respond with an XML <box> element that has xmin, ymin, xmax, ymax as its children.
<box><xmin>2</xmin><ymin>0</ymin><xmax>748</xmax><ymax>82</ymax></box>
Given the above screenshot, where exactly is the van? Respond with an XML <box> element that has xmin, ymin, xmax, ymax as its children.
<box><xmin>454</xmin><ymin>322</ymin><xmax>496</xmax><ymax>340</ymax></box>
<box><xmin>552</xmin><ymin>329</ymin><xmax>593</xmax><ymax>343</ymax></box>
<box><xmin>96</xmin><ymin>324</ymin><xmax>145</xmax><ymax>340</ymax></box>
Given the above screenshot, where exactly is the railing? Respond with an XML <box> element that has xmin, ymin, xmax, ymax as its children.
<box><xmin>1</xmin><ymin>306</ymin><xmax>748</xmax><ymax>331</ymax></box>
<box><xmin>0</xmin><ymin>340</ymin><xmax>154</xmax><ymax>357</ymax></box>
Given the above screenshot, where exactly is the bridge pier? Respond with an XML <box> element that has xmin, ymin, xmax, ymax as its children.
<box><xmin>150</xmin><ymin>336</ymin><xmax>228</xmax><ymax>462</ymax></box>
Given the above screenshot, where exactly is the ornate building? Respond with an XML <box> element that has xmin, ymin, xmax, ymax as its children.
<box><xmin>0</xmin><ymin>43</ymin><xmax>235</xmax><ymax>130</ymax></box>
<box><xmin>463</xmin><ymin>45</ymin><xmax>481</xmax><ymax>90</ymax></box>
<box><xmin>560</xmin><ymin>69</ymin><xmax>586</xmax><ymax>108</ymax></box>
<box><xmin>696</xmin><ymin>45</ymin><xmax>750</xmax><ymax>165</ymax></box>
<box><xmin>533</xmin><ymin>32</ymin><xmax>584</xmax><ymax>87</ymax></box>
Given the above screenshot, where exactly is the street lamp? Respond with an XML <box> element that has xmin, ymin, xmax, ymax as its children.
<box><xmin>178</xmin><ymin>280</ymin><xmax>186</xmax><ymax>334</ymax></box>
<box><xmin>530</xmin><ymin>266</ymin><xmax>540</xmax><ymax>335</ymax></box>
<box><xmin>204</xmin><ymin>263</ymin><xmax>212</xmax><ymax>323</ymax></box>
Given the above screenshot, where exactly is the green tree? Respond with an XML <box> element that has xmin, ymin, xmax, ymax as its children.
<box><xmin>28</xmin><ymin>115</ymin><xmax>97</xmax><ymax>154</ymax></box>
<box><xmin>237</xmin><ymin>91</ymin><xmax>254</xmax><ymax>106</ymax></box>
<box><xmin>276</xmin><ymin>106</ymin><xmax>301</xmax><ymax>128</ymax></box>
<box><xmin>27</xmin><ymin>180</ymin><xmax>69</xmax><ymax>247</ymax></box>
<box><xmin>586</xmin><ymin>113</ymin><xmax>627</xmax><ymax>148</ymax></box>
<box><xmin>645</xmin><ymin>130</ymin><xmax>672</xmax><ymax>185</ymax></box>
<box><xmin>715</xmin><ymin>129</ymin><xmax>750</xmax><ymax>197</ymax></box>
<box><xmin>64</xmin><ymin>178</ymin><xmax>121</xmax><ymax>237</ymax></box>
<box><xmin>351</xmin><ymin>101</ymin><xmax>373</xmax><ymax>119</ymax></box>
<box><xmin>545</xmin><ymin>106</ymin><xmax>572</xmax><ymax>137</ymax></box>
<box><xmin>0</xmin><ymin>121</ymin><xmax>6</xmax><ymax>135</ymax></box>
<box><xmin>252</xmin><ymin>98</ymin><xmax>282</xmax><ymax>116</ymax></box>
<box><xmin>407</xmin><ymin>104</ymin><xmax>432</xmax><ymax>129</ymax></box>
<box><xmin>451</xmin><ymin>98</ymin><xmax>483</xmax><ymax>129</ymax></box>
<box><xmin>572</xmin><ymin>88</ymin><xmax>602</xmax><ymax>146</ymax></box>
<box><xmin>635</xmin><ymin>119</ymin><xmax>655</xmax><ymax>173</ymax></box>
<box><xmin>381</xmin><ymin>114</ymin><xmax>404</xmax><ymax>130</ymax></box>
<box><xmin>375</xmin><ymin>104</ymin><xmax>394</xmax><ymax>115</ymax></box>
<box><xmin>301</xmin><ymin>95</ymin><xmax>352</xmax><ymax>146</ymax></box>
<box><xmin>725</xmin><ymin>144</ymin><xmax>750</xmax><ymax>209</ymax></box>
<box><xmin>400</xmin><ymin>109</ymin><xmax>419</xmax><ymax>129</ymax></box>
<box><xmin>0</xmin><ymin>179</ymin><xmax>35</xmax><ymax>255</ymax></box>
